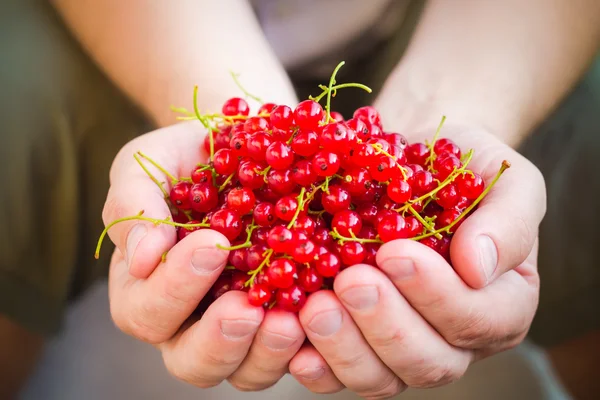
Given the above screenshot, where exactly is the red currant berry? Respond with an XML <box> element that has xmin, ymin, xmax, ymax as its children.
<box><xmin>227</xmin><ymin>187</ymin><xmax>256</xmax><ymax>215</ymax></box>
<box><xmin>276</xmin><ymin>285</ymin><xmax>306</xmax><ymax>312</ymax></box>
<box><xmin>434</xmin><ymin>154</ymin><xmax>462</xmax><ymax>180</ymax></box>
<box><xmin>291</xmin><ymin>214</ymin><xmax>317</xmax><ymax>236</ymax></box>
<box><xmin>229</xmin><ymin>248</ymin><xmax>249</xmax><ymax>272</ymax></box>
<box><xmin>290</xmin><ymin>162</ymin><xmax>317</xmax><ymax>191</ymax></box>
<box><xmin>267</xmin><ymin>168</ymin><xmax>296</xmax><ymax>195</ymax></box>
<box><xmin>177</xmin><ymin>220</ymin><xmax>204</xmax><ymax>241</ymax></box>
<box><xmin>265</xmin><ymin>141</ymin><xmax>294</xmax><ymax>170</ymax></box>
<box><xmin>247</xmin><ymin>283</ymin><xmax>272</xmax><ymax>307</ymax></box>
<box><xmin>170</xmin><ymin>181</ymin><xmax>192</xmax><ymax>210</ymax></box>
<box><xmin>314</xmin><ymin>252</ymin><xmax>341</xmax><ymax>277</ymax></box>
<box><xmin>267</xmin><ymin>258</ymin><xmax>296</xmax><ymax>289</ymax></box>
<box><xmin>330</xmin><ymin>111</ymin><xmax>344</xmax><ymax>122</ymax></box>
<box><xmin>211</xmin><ymin>276</ymin><xmax>231</xmax><ymax>299</ymax></box>
<box><xmin>244</xmin><ymin>116</ymin><xmax>270</xmax><ymax>134</ymax></box>
<box><xmin>230</xmin><ymin>132</ymin><xmax>249</xmax><ymax>157</ymax></box>
<box><xmin>294</xmin><ymin>100</ymin><xmax>324</xmax><ymax>130</ymax></box>
<box><xmin>406</xmin><ymin>142</ymin><xmax>429</xmax><ymax>165</ymax></box>
<box><xmin>384</xmin><ymin>132</ymin><xmax>409</xmax><ymax>149</ymax></box>
<box><xmin>237</xmin><ymin>160</ymin><xmax>266</xmax><ymax>189</ymax></box>
<box><xmin>387</xmin><ymin>178</ymin><xmax>412</xmax><ymax>204</ymax></box>
<box><xmin>267</xmin><ymin>225</ymin><xmax>295</xmax><ymax>254</ymax></box>
<box><xmin>270</xmin><ymin>105</ymin><xmax>294</xmax><ymax>130</ymax></box>
<box><xmin>321</xmin><ymin>186</ymin><xmax>351</xmax><ymax>214</ymax></box>
<box><xmin>353</xmin><ymin>106</ymin><xmax>381</xmax><ymax>128</ymax></box>
<box><xmin>437</xmin><ymin>207</ymin><xmax>464</xmax><ymax>233</ymax></box>
<box><xmin>231</xmin><ymin>271</ymin><xmax>248</xmax><ymax>291</ymax></box>
<box><xmin>405</xmin><ymin>216</ymin><xmax>423</xmax><ymax>238</ymax></box>
<box><xmin>339</xmin><ymin>242</ymin><xmax>366</xmax><ymax>265</ymax></box>
<box><xmin>320</xmin><ymin>122</ymin><xmax>352</xmax><ymax>154</ymax></box>
<box><xmin>313</xmin><ymin>227</ymin><xmax>333</xmax><ymax>245</ymax></box>
<box><xmin>436</xmin><ymin>183</ymin><xmax>460</xmax><ymax>209</ymax></box>
<box><xmin>222</xmin><ymin>97</ymin><xmax>250</xmax><ymax>116</ymax></box>
<box><xmin>332</xmin><ymin>210</ymin><xmax>363</xmax><ymax>237</ymax></box>
<box><xmin>413</xmin><ymin>170</ymin><xmax>436</xmax><ymax>195</ymax></box>
<box><xmin>346</xmin><ymin>118</ymin><xmax>371</xmax><ymax>141</ymax></box>
<box><xmin>311</xmin><ymin>151</ymin><xmax>341</xmax><ymax>177</ymax></box>
<box><xmin>247</xmin><ymin>132</ymin><xmax>273</xmax><ymax>161</ymax></box>
<box><xmin>455</xmin><ymin>172</ymin><xmax>485</xmax><ymax>200</ymax></box>
<box><xmin>189</xmin><ymin>183</ymin><xmax>219</xmax><ymax>213</ymax></box>
<box><xmin>341</xmin><ymin>167</ymin><xmax>372</xmax><ymax>196</ymax></box>
<box><xmin>369</xmin><ymin>154</ymin><xmax>399</xmax><ymax>182</ymax></box>
<box><xmin>275</xmin><ymin>195</ymin><xmax>299</xmax><ymax>222</ymax></box>
<box><xmin>247</xmin><ymin>244</ymin><xmax>269</xmax><ymax>270</ymax></box>
<box><xmin>377</xmin><ymin>213</ymin><xmax>409</xmax><ymax>242</ymax></box>
<box><xmin>291</xmin><ymin>130</ymin><xmax>320</xmax><ymax>157</ymax></box>
<box><xmin>210</xmin><ymin>208</ymin><xmax>243</xmax><ymax>241</ymax></box>
<box><xmin>297</xmin><ymin>267</ymin><xmax>323</xmax><ymax>292</ymax></box>
<box><xmin>191</xmin><ymin>168</ymin><xmax>212</xmax><ymax>185</ymax></box>
<box><xmin>356</xmin><ymin>203</ymin><xmax>379</xmax><ymax>226</ymax></box>
<box><xmin>292</xmin><ymin>240</ymin><xmax>317</xmax><ymax>263</ymax></box>
<box><xmin>258</xmin><ymin>102</ymin><xmax>277</xmax><ymax>115</ymax></box>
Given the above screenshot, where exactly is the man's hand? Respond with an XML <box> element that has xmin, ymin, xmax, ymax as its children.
<box><xmin>287</xmin><ymin>126</ymin><xmax>545</xmax><ymax>398</ymax></box>
<box><xmin>102</xmin><ymin>122</ymin><xmax>305</xmax><ymax>390</ymax></box>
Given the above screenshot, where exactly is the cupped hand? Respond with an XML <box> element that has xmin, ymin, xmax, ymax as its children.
<box><xmin>288</xmin><ymin>125</ymin><xmax>546</xmax><ymax>398</ymax></box>
<box><xmin>102</xmin><ymin>122</ymin><xmax>305</xmax><ymax>391</ymax></box>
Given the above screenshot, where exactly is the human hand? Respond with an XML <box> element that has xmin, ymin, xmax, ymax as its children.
<box><xmin>102</xmin><ymin>122</ymin><xmax>306</xmax><ymax>391</ymax></box>
<box><xmin>287</xmin><ymin>125</ymin><xmax>545</xmax><ymax>398</ymax></box>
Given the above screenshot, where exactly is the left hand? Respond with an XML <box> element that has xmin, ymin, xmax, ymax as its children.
<box><xmin>287</xmin><ymin>125</ymin><xmax>546</xmax><ymax>398</ymax></box>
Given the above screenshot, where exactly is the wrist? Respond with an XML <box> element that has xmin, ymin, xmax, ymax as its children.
<box><xmin>373</xmin><ymin>64</ymin><xmax>532</xmax><ymax>148</ymax></box>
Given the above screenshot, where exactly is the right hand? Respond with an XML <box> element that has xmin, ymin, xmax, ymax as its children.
<box><xmin>102</xmin><ymin>121</ymin><xmax>305</xmax><ymax>390</ymax></box>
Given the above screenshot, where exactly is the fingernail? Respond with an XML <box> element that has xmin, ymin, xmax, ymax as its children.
<box><xmin>260</xmin><ymin>331</ymin><xmax>298</xmax><ymax>350</ymax></box>
<box><xmin>191</xmin><ymin>247</ymin><xmax>226</xmax><ymax>275</ymax></box>
<box><xmin>307</xmin><ymin>309</ymin><xmax>342</xmax><ymax>337</ymax></box>
<box><xmin>477</xmin><ymin>235</ymin><xmax>498</xmax><ymax>283</ymax></box>
<box><xmin>295</xmin><ymin>367</ymin><xmax>325</xmax><ymax>381</ymax></box>
<box><xmin>221</xmin><ymin>319</ymin><xmax>260</xmax><ymax>340</ymax></box>
<box><xmin>380</xmin><ymin>258</ymin><xmax>415</xmax><ymax>281</ymax></box>
<box><xmin>340</xmin><ymin>286</ymin><xmax>379</xmax><ymax>310</ymax></box>
<box><xmin>126</xmin><ymin>224</ymin><xmax>147</xmax><ymax>268</ymax></box>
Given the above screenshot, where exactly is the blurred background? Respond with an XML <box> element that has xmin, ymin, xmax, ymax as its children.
<box><xmin>1</xmin><ymin>0</ymin><xmax>599</xmax><ymax>399</ymax></box>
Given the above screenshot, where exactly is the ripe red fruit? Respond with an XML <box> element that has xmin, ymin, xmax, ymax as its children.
<box><xmin>312</xmin><ymin>151</ymin><xmax>341</xmax><ymax>177</ymax></box>
<box><xmin>189</xmin><ymin>183</ymin><xmax>218</xmax><ymax>212</ymax></box>
<box><xmin>229</xmin><ymin>248</ymin><xmax>249</xmax><ymax>272</ymax></box>
<box><xmin>210</xmin><ymin>208</ymin><xmax>243</xmax><ymax>241</ymax></box>
<box><xmin>436</xmin><ymin>183</ymin><xmax>460</xmax><ymax>209</ymax></box>
<box><xmin>267</xmin><ymin>225</ymin><xmax>295</xmax><ymax>254</ymax></box>
<box><xmin>321</xmin><ymin>186</ymin><xmax>351</xmax><ymax>214</ymax></box>
<box><xmin>177</xmin><ymin>220</ymin><xmax>204</xmax><ymax>241</ymax></box>
<box><xmin>244</xmin><ymin>116</ymin><xmax>270</xmax><ymax>133</ymax></box>
<box><xmin>387</xmin><ymin>178</ymin><xmax>412</xmax><ymax>204</ymax></box>
<box><xmin>331</xmin><ymin>210</ymin><xmax>362</xmax><ymax>237</ymax></box>
<box><xmin>253</xmin><ymin>202</ymin><xmax>277</xmax><ymax>226</ymax></box>
<box><xmin>267</xmin><ymin>168</ymin><xmax>296</xmax><ymax>194</ymax></box>
<box><xmin>455</xmin><ymin>172</ymin><xmax>485</xmax><ymax>199</ymax></box>
<box><xmin>339</xmin><ymin>242</ymin><xmax>366</xmax><ymax>265</ymax></box>
<box><xmin>297</xmin><ymin>267</ymin><xmax>323</xmax><ymax>292</ymax></box>
<box><xmin>238</xmin><ymin>160</ymin><xmax>266</xmax><ymax>189</ymax></box>
<box><xmin>267</xmin><ymin>258</ymin><xmax>296</xmax><ymax>289</ymax></box>
<box><xmin>353</xmin><ymin>106</ymin><xmax>381</xmax><ymax>128</ymax></box>
<box><xmin>377</xmin><ymin>213</ymin><xmax>409</xmax><ymax>242</ymax></box>
<box><xmin>292</xmin><ymin>130</ymin><xmax>320</xmax><ymax>157</ymax></box>
<box><xmin>291</xmin><ymin>160</ymin><xmax>318</xmax><ymax>187</ymax></box>
<box><xmin>270</xmin><ymin>105</ymin><xmax>294</xmax><ymax>130</ymax></box>
<box><xmin>315</xmin><ymin>252</ymin><xmax>341</xmax><ymax>277</ymax></box>
<box><xmin>170</xmin><ymin>181</ymin><xmax>192</xmax><ymax>210</ymax></box>
<box><xmin>292</xmin><ymin>240</ymin><xmax>317</xmax><ymax>263</ymax></box>
<box><xmin>294</xmin><ymin>100</ymin><xmax>324</xmax><ymax>130</ymax></box>
<box><xmin>276</xmin><ymin>285</ymin><xmax>307</xmax><ymax>312</ymax></box>
<box><xmin>265</xmin><ymin>142</ymin><xmax>295</xmax><ymax>170</ymax></box>
<box><xmin>406</xmin><ymin>142</ymin><xmax>429</xmax><ymax>165</ymax></box>
<box><xmin>222</xmin><ymin>97</ymin><xmax>250</xmax><ymax>116</ymax></box>
<box><xmin>320</xmin><ymin>122</ymin><xmax>352</xmax><ymax>154</ymax></box>
<box><xmin>248</xmin><ymin>283</ymin><xmax>272</xmax><ymax>306</ymax></box>
<box><xmin>275</xmin><ymin>195</ymin><xmax>299</xmax><ymax>222</ymax></box>
<box><xmin>247</xmin><ymin>132</ymin><xmax>273</xmax><ymax>161</ymax></box>
<box><xmin>227</xmin><ymin>187</ymin><xmax>256</xmax><ymax>215</ymax></box>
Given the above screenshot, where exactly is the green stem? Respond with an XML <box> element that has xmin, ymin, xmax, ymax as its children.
<box><xmin>325</xmin><ymin>61</ymin><xmax>345</xmax><ymax>122</ymax></box>
<box><xmin>245</xmin><ymin>249</ymin><xmax>274</xmax><ymax>287</ymax></box>
<box><xmin>133</xmin><ymin>153</ymin><xmax>168</xmax><ymax>198</ymax></box>
<box><xmin>407</xmin><ymin>205</ymin><xmax>442</xmax><ymax>239</ymax></box>
<box><xmin>218</xmin><ymin>173</ymin><xmax>235</xmax><ymax>192</ymax></box>
<box><xmin>193</xmin><ymin>85</ymin><xmax>215</xmax><ymax>161</ymax></box>
<box><xmin>216</xmin><ymin>222</ymin><xmax>258</xmax><ymax>251</ymax></box>
<box><xmin>425</xmin><ymin>115</ymin><xmax>447</xmax><ymax>168</ymax></box>
<box><xmin>137</xmin><ymin>151</ymin><xmax>179</xmax><ymax>185</ymax></box>
<box><xmin>230</xmin><ymin>71</ymin><xmax>263</xmax><ymax>103</ymax></box>
<box><xmin>330</xmin><ymin>228</ymin><xmax>383</xmax><ymax>245</ymax></box>
<box><xmin>95</xmin><ymin>212</ymin><xmax>209</xmax><ymax>259</ymax></box>
<box><xmin>411</xmin><ymin>160</ymin><xmax>511</xmax><ymax>241</ymax></box>
<box><xmin>370</xmin><ymin>143</ymin><xmax>408</xmax><ymax>179</ymax></box>
<box><xmin>312</xmin><ymin>82</ymin><xmax>372</xmax><ymax>103</ymax></box>
<box><xmin>287</xmin><ymin>187</ymin><xmax>307</xmax><ymax>229</ymax></box>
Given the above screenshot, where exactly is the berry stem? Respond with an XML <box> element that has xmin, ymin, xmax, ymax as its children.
<box><xmin>95</xmin><ymin>211</ymin><xmax>210</xmax><ymax>259</ymax></box>
<box><xmin>133</xmin><ymin>153</ymin><xmax>168</xmax><ymax>198</ymax></box>
<box><xmin>230</xmin><ymin>71</ymin><xmax>263</xmax><ymax>103</ymax></box>
<box><xmin>218</xmin><ymin>173</ymin><xmax>235</xmax><ymax>192</ymax></box>
<box><xmin>370</xmin><ymin>143</ymin><xmax>408</xmax><ymax>179</ymax></box>
<box><xmin>395</xmin><ymin>148</ymin><xmax>475</xmax><ymax>213</ymax></box>
<box><xmin>425</xmin><ymin>115</ymin><xmax>446</xmax><ymax>168</ymax></box>
<box><xmin>324</xmin><ymin>61</ymin><xmax>345</xmax><ymax>123</ymax></box>
<box><xmin>411</xmin><ymin>160</ymin><xmax>511</xmax><ymax>241</ymax></box>
<box><xmin>136</xmin><ymin>151</ymin><xmax>178</xmax><ymax>185</ymax></box>
<box><xmin>193</xmin><ymin>85</ymin><xmax>216</xmax><ymax>162</ymax></box>
<box><xmin>407</xmin><ymin>205</ymin><xmax>443</xmax><ymax>239</ymax></box>
<box><xmin>286</xmin><ymin>187</ymin><xmax>307</xmax><ymax>229</ymax></box>
<box><xmin>245</xmin><ymin>249</ymin><xmax>274</xmax><ymax>287</ymax></box>
<box><xmin>217</xmin><ymin>222</ymin><xmax>259</xmax><ymax>251</ymax></box>
<box><xmin>330</xmin><ymin>228</ymin><xmax>383</xmax><ymax>245</ymax></box>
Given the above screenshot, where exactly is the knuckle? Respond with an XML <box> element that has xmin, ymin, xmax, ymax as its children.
<box><xmin>204</xmin><ymin>348</ymin><xmax>247</xmax><ymax>368</ymax></box>
<box><xmin>360</xmin><ymin>375</ymin><xmax>405</xmax><ymax>400</ymax></box>
<box><xmin>125</xmin><ymin>311</ymin><xmax>168</xmax><ymax>344</ymax></box>
<box><xmin>331</xmin><ymin>349</ymin><xmax>368</xmax><ymax>372</ymax></box>
<box><xmin>368</xmin><ymin>327</ymin><xmax>407</xmax><ymax>351</ymax></box>
<box><xmin>162</xmin><ymin>353</ymin><xmax>220</xmax><ymax>389</ymax></box>
<box><xmin>228</xmin><ymin>377</ymin><xmax>275</xmax><ymax>392</ymax></box>
<box><xmin>404</xmin><ymin>360</ymin><xmax>464</xmax><ymax>389</ymax></box>
<box><xmin>445</xmin><ymin>309</ymin><xmax>495</xmax><ymax>349</ymax></box>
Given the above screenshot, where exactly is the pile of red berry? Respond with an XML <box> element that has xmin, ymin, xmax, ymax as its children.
<box><xmin>96</xmin><ymin>63</ymin><xmax>509</xmax><ymax>314</ymax></box>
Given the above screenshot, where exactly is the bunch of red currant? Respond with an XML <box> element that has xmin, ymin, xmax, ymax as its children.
<box><xmin>96</xmin><ymin>62</ymin><xmax>509</xmax><ymax>314</ymax></box>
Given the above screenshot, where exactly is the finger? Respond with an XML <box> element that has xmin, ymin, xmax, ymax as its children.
<box><xmin>334</xmin><ymin>264</ymin><xmax>472</xmax><ymax>389</ymax></box>
<box><xmin>299</xmin><ymin>291</ymin><xmax>404</xmax><ymax>399</ymax></box>
<box><xmin>109</xmin><ymin>229</ymin><xmax>229</xmax><ymax>344</ymax></box>
<box><xmin>289</xmin><ymin>344</ymin><xmax>345</xmax><ymax>394</ymax></box>
<box><xmin>377</xmin><ymin>239</ymin><xmax>539</xmax><ymax>351</ymax></box>
<box><xmin>102</xmin><ymin>122</ymin><xmax>208</xmax><ymax>279</ymax></box>
<box><xmin>161</xmin><ymin>291</ymin><xmax>264</xmax><ymax>388</ymax></box>
<box><xmin>447</xmin><ymin>131</ymin><xmax>546</xmax><ymax>288</ymax></box>
<box><xmin>227</xmin><ymin>310</ymin><xmax>305</xmax><ymax>391</ymax></box>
